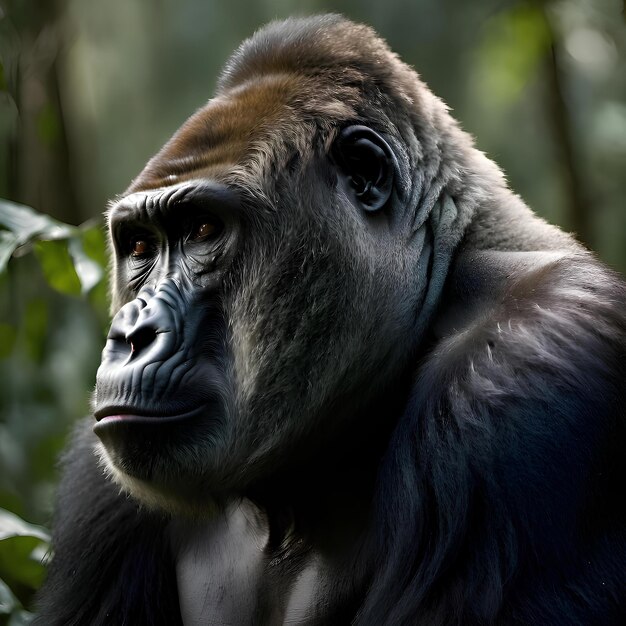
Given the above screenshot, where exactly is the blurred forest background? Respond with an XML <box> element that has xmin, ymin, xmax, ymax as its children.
<box><xmin>0</xmin><ymin>0</ymin><xmax>625</xmax><ymax>620</ymax></box>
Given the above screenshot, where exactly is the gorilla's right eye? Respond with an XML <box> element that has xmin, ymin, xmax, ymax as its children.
<box><xmin>131</xmin><ymin>238</ymin><xmax>150</xmax><ymax>257</ymax></box>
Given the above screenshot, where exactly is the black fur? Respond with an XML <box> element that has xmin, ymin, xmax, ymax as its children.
<box><xmin>38</xmin><ymin>424</ymin><xmax>182</xmax><ymax>626</ymax></box>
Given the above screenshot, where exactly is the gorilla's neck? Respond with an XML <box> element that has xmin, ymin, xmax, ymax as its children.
<box><xmin>170</xmin><ymin>374</ymin><xmax>418</xmax><ymax>625</ymax></box>
<box><xmin>248</xmin><ymin>368</ymin><xmax>415</xmax><ymax>540</ymax></box>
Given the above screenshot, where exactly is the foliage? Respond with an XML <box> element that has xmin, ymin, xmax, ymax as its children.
<box><xmin>0</xmin><ymin>200</ymin><xmax>108</xmax><ymax>619</ymax></box>
<box><xmin>0</xmin><ymin>507</ymin><xmax>49</xmax><ymax>626</ymax></box>
<box><xmin>0</xmin><ymin>199</ymin><xmax>104</xmax><ymax>292</ymax></box>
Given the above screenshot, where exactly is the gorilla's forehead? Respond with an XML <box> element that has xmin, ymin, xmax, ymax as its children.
<box><xmin>128</xmin><ymin>73</ymin><xmax>356</xmax><ymax>194</ymax></box>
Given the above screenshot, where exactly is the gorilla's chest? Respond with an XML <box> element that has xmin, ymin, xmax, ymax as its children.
<box><xmin>171</xmin><ymin>501</ymin><xmax>328</xmax><ymax>625</ymax></box>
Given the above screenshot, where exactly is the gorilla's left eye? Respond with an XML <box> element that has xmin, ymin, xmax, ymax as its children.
<box><xmin>187</xmin><ymin>218</ymin><xmax>222</xmax><ymax>243</ymax></box>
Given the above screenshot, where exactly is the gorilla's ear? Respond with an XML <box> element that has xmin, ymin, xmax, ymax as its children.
<box><xmin>332</xmin><ymin>125</ymin><xmax>394</xmax><ymax>212</ymax></box>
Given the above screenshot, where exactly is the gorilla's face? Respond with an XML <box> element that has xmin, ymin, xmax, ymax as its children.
<box><xmin>93</xmin><ymin>79</ymin><xmax>432</xmax><ymax>511</ymax></box>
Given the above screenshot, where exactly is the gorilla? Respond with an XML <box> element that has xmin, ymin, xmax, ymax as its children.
<box><xmin>35</xmin><ymin>14</ymin><xmax>625</xmax><ymax>626</ymax></box>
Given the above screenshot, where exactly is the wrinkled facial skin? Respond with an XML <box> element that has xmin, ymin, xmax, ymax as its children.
<box><xmin>94</xmin><ymin>183</ymin><xmax>242</xmax><ymax>505</ymax></box>
<box><xmin>93</xmin><ymin>91</ymin><xmax>432</xmax><ymax>511</ymax></box>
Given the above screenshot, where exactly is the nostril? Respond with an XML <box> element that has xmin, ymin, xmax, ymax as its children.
<box><xmin>126</xmin><ymin>326</ymin><xmax>157</xmax><ymax>354</ymax></box>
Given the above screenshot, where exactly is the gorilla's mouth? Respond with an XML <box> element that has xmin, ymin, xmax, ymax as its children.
<box><xmin>93</xmin><ymin>404</ymin><xmax>213</xmax><ymax>467</ymax></box>
<box><xmin>94</xmin><ymin>405</ymin><xmax>205</xmax><ymax>426</ymax></box>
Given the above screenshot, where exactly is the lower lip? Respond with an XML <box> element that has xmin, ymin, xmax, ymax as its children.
<box><xmin>94</xmin><ymin>408</ymin><xmax>203</xmax><ymax>428</ymax></box>
<box><xmin>97</xmin><ymin>414</ymin><xmax>149</xmax><ymax>424</ymax></box>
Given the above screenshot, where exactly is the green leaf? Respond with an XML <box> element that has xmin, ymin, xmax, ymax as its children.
<box><xmin>8</xmin><ymin>609</ymin><xmax>35</xmax><ymax>625</ymax></box>
<box><xmin>0</xmin><ymin>231</ymin><xmax>19</xmax><ymax>273</ymax></box>
<box><xmin>0</xmin><ymin>199</ymin><xmax>76</xmax><ymax>246</ymax></box>
<box><xmin>81</xmin><ymin>224</ymin><xmax>108</xmax><ymax>268</ymax></box>
<box><xmin>33</xmin><ymin>240</ymin><xmax>81</xmax><ymax>296</ymax></box>
<box><xmin>0</xmin><ymin>578</ymin><xmax>19</xmax><ymax>615</ymax></box>
<box><xmin>0</xmin><ymin>511</ymin><xmax>49</xmax><ymax>595</ymax></box>
<box><xmin>0</xmin><ymin>509</ymin><xmax>49</xmax><ymax>544</ymax></box>
<box><xmin>0</xmin><ymin>535</ymin><xmax>48</xmax><ymax>590</ymax></box>
<box><xmin>68</xmin><ymin>237</ymin><xmax>104</xmax><ymax>294</ymax></box>
<box><xmin>0</xmin><ymin>200</ymin><xmax>106</xmax><ymax>294</ymax></box>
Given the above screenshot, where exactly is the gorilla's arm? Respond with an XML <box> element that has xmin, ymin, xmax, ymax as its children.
<box><xmin>34</xmin><ymin>420</ymin><xmax>182</xmax><ymax>626</ymax></box>
<box><xmin>359</xmin><ymin>249</ymin><xmax>626</xmax><ymax>625</ymax></box>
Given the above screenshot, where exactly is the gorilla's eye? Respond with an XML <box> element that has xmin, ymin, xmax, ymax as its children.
<box><xmin>126</xmin><ymin>233</ymin><xmax>159</xmax><ymax>259</ymax></box>
<box><xmin>187</xmin><ymin>218</ymin><xmax>222</xmax><ymax>243</ymax></box>
<box><xmin>131</xmin><ymin>238</ymin><xmax>150</xmax><ymax>257</ymax></box>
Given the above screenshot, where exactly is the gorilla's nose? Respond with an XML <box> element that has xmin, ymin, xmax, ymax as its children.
<box><xmin>126</xmin><ymin>323</ymin><xmax>158</xmax><ymax>354</ymax></box>
<box><xmin>101</xmin><ymin>285</ymin><xmax>184</xmax><ymax>368</ymax></box>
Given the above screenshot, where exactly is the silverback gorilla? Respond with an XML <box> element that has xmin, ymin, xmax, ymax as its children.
<box><xmin>35</xmin><ymin>15</ymin><xmax>625</xmax><ymax>626</ymax></box>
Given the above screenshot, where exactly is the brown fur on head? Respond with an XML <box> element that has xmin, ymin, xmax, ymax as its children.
<box><xmin>129</xmin><ymin>15</ymin><xmax>495</xmax><ymax>222</ymax></box>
